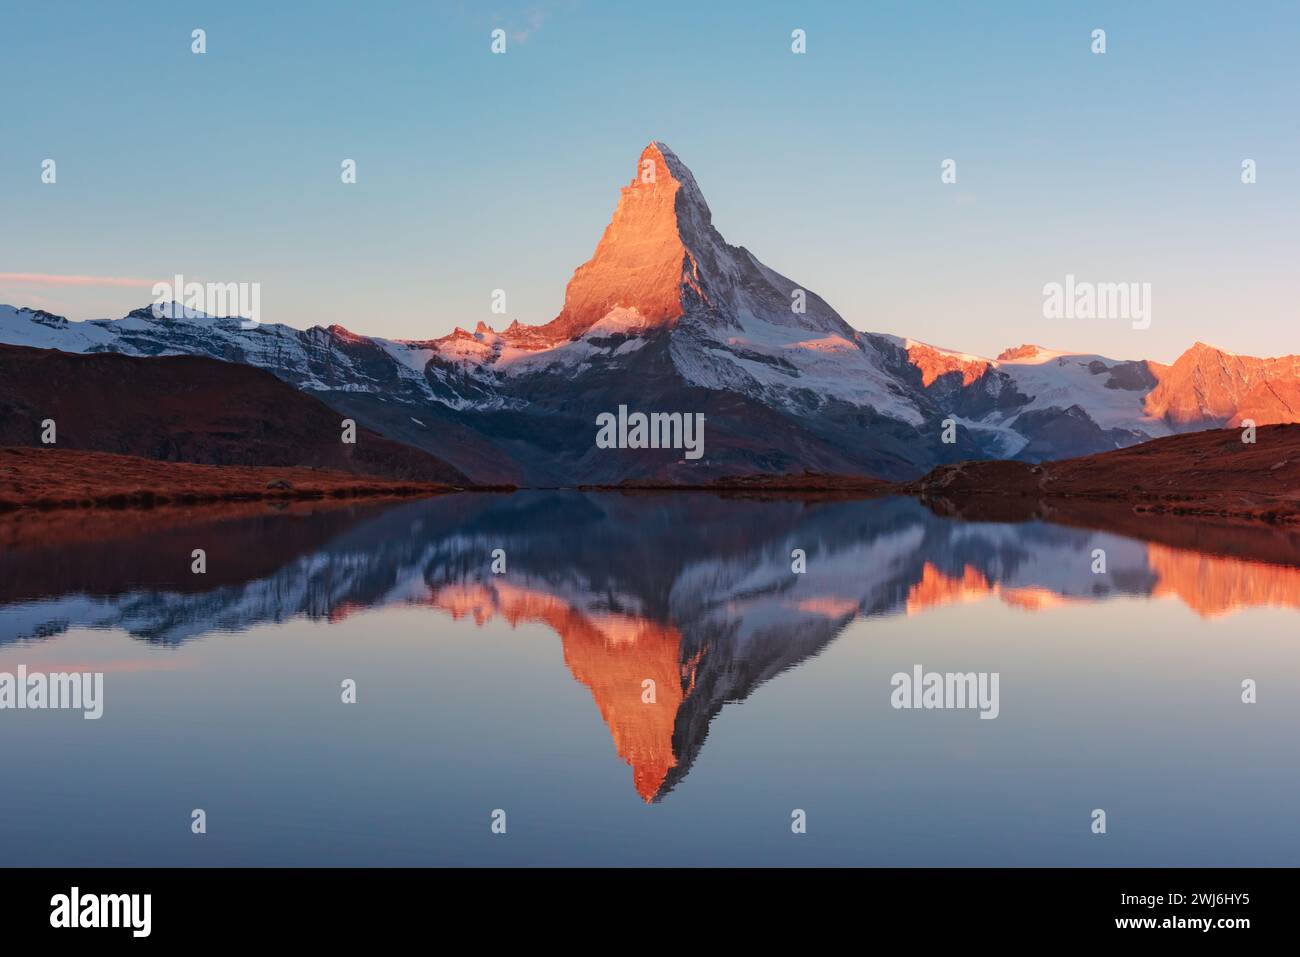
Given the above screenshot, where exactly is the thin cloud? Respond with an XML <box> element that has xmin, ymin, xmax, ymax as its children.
<box><xmin>486</xmin><ymin>4</ymin><xmax>558</xmax><ymax>45</ymax></box>
<box><xmin>0</xmin><ymin>272</ymin><xmax>160</xmax><ymax>288</ymax></box>
<box><xmin>512</xmin><ymin>8</ymin><xmax>549</xmax><ymax>44</ymax></box>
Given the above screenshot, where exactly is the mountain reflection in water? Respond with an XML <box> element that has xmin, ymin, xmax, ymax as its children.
<box><xmin>3</xmin><ymin>491</ymin><xmax>1300</xmax><ymax>804</ymax></box>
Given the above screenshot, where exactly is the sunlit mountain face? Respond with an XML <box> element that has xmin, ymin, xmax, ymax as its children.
<box><xmin>4</xmin><ymin>492</ymin><xmax>1300</xmax><ymax>803</ymax></box>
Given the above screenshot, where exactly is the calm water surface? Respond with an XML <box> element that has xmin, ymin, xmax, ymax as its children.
<box><xmin>2</xmin><ymin>492</ymin><xmax>1297</xmax><ymax>866</ymax></box>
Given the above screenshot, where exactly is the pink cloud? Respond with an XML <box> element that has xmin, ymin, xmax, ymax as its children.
<box><xmin>6</xmin><ymin>658</ymin><xmax>190</xmax><ymax>673</ymax></box>
<box><xmin>0</xmin><ymin>272</ymin><xmax>160</xmax><ymax>288</ymax></box>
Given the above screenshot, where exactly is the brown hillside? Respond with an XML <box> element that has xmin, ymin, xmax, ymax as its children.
<box><xmin>0</xmin><ymin>344</ymin><xmax>467</xmax><ymax>483</ymax></box>
<box><xmin>908</xmin><ymin>424</ymin><xmax>1300</xmax><ymax>523</ymax></box>
<box><xmin>0</xmin><ymin>446</ymin><xmax>453</xmax><ymax>512</ymax></box>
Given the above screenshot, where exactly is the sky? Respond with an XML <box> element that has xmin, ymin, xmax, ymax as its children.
<box><xmin>2</xmin><ymin>0</ymin><xmax>1297</xmax><ymax>363</ymax></box>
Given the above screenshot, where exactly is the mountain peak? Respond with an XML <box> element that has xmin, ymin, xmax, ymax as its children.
<box><xmin>997</xmin><ymin>344</ymin><xmax>1049</xmax><ymax>362</ymax></box>
<box><xmin>537</xmin><ymin>142</ymin><xmax>713</xmax><ymax>341</ymax></box>
<box><xmin>641</xmin><ymin>141</ymin><xmax>712</xmax><ymax>222</ymax></box>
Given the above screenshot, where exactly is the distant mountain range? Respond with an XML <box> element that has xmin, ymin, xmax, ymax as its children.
<box><xmin>3</xmin><ymin>141</ymin><xmax>1298</xmax><ymax>484</ymax></box>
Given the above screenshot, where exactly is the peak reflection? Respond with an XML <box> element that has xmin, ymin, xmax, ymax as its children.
<box><xmin>3</xmin><ymin>492</ymin><xmax>1299</xmax><ymax>801</ymax></box>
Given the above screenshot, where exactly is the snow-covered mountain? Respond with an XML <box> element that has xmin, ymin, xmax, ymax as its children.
<box><xmin>0</xmin><ymin>302</ymin><xmax>440</xmax><ymax>399</ymax></box>
<box><xmin>879</xmin><ymin>338</ymin><xmax>1172</xmax><ymax>459</ymax></box>
<box><xmin>420</xmin><ymin>143</ymin><xmax>926</xmax><ymax>424</ymax></box>
<box><xmin>3</xmin><ymin>141</ymin><xmax>1298</xmax><ymax>483</ymax></box>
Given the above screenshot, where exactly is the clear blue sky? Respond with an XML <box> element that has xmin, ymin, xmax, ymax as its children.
<box><xmin>2</xmin><ymin>0</ymin><xmax>1297</xmax><ymax>362</ymax></box>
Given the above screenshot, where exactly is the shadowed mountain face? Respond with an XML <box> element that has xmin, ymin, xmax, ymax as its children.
<box><xmin>0</xmin><ymin>343</ymin><xmax>468</xmax><ymax>483</ymax></box>
<box><xmin>7</xmin><ymin>144</ymin><xmax>1297</xmax><ymax>484</ymax></box>
<box><xmin>6</xmin><ymin>492</ymin><xmax>1300</xmax><ymax>802</ymax></box>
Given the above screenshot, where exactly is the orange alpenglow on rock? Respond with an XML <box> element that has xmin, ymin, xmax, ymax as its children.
<box><xmin>428</xmin><ymin>579</ymin><xmax>692</xmax><ymax>802</ymax></box>
<box><xmin>541</xmin><ymin>142</ymin><xmax>709</xmax><ymax>341</ymax></box>
<box><xmin>1143</xmin><ymin>342</ymin><xmax>1300</xmax><ymax>429</ymax></box>
<box><xmin>559</xmin><ymin>612</ymin><xmax>692</xmax><ymax>803</ymax></box>
<box><xmin>905</xmin><ymin>563</ymin><xmax>992</xmax><ymax>613</ymax></box>
<box><xmin>905</xmin><ymin>341</ymin><xmax>990</xmax><ymax>387</ymax></box>
<box><xmin>1146</xmin><ymin>542</ymin><xmax>1300</xmax><ymax>618</ymax></box>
